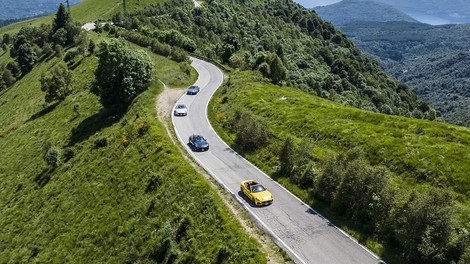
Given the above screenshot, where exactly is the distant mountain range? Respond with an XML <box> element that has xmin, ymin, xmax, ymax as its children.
<box><xmin>374</xmin><ymin>0</ymin><xmax>470</xmax><ymax>25</ymax></box>
<box><xmin>0</xmin><ymin>0</ymin><xmax>82</xmax><ymax>20</ymax></box>
<box><xmin>314</xmin><ymin>0</ymin><xmax>418</xmax><ymax>26</ymax></box>
<box><xmin>314</xmin><ymin>0</ymin><xmax>470</xmax><ymax>126</ymax></box>
<box><xmin>301</xmin><ymin>0</ymin><xmax>470</xmax><ymax>25</ymax></box>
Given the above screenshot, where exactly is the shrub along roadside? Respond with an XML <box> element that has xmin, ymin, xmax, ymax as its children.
<box><xmin>209</xmin><ymin>70</ymin><xmax>470</xmax><ymax>264</ymax></box>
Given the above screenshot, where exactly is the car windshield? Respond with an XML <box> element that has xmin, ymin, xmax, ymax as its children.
<box><xmin>176</xmin><ymin>104</ymin><xmax>186</xmax><ymax>109</ymax></box>
<box><xmin>251</xmin><ymin>185</ymin><xmax>266</xmax><ymax>193</ymax></box>
<box><xmin>188</xmin><ymin>86</ymin><xmax>197</xmax><ymax>90</ymax></box>
<box><xmin>195</xmin><ymin>136</ymin><xmax>205</xmax><ymax>142</ymax></box>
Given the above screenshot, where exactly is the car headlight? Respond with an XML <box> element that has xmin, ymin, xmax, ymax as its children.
<box><xmin>255</xmin><ymin>198</ymin><xmax>260</xmax><ymax>201</ymax></box>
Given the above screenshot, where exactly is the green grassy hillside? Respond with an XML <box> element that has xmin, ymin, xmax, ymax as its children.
<box><xmin>0</xmin><ymin>0</ymin><xmax>279</xmax><ymax>262</ymax></box>
<box><xmin>0</xmin><ymin>26</ymin><xmax>267</xmax><ymax>264</ymax></box>
<box><xmin>0</xmin><ymin>0</ymin><xmax>165</xmax><ymax>35</ymax></box>
<box><xmin>210</xmin><ymin>70</ymin><xmax>470</xmax><ymax>263</ymax></box>
<box><xmin>212</xmin><ymin>71</ymin><xmax>470</xmax><ymax>195</ymax></box>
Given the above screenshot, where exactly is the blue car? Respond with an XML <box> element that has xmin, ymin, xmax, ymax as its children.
<box><xmin>187</xmin><ymin>85</ymin><xmax>200</xmax><ymax>95</ymax></box>
<box><xmin>188</xmin><ymin>134</ymin><xmax>209</xmax><ymax>151</ymax></box>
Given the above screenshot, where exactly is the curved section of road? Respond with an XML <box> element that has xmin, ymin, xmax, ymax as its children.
<box><xmin>172</xmin><ymin>58</ymin><xmax>383</xmax><ymax>264</ymax></box>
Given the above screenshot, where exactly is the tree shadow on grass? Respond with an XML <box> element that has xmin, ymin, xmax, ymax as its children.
<box><xmin>68</xmin><ymin>107</ymin><xmax>124</xmax><ymax>146</ymax></box>
<box><xmin>34</xmin><ymin>168</ymin><xmax>52</xmax><ymax>188</ymax></box>
<box><xmin>27</xmin><ymin>101</ymin><xmax>60</xmax><ymax>122</ymax></box>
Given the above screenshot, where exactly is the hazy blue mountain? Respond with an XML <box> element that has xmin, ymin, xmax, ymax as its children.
<box><xmin>295</xmin><ymin>0</ymin><xmax>470</xmax><ymax>24</ymax></box>
<box><xmin>314</xmin><ymin>0</ymin><xmax>418</xmax><ymax>26</ymax></box>
<box><xmin>374</xmin><ymin>0</ymin><xmax>470</xmax><ymax>24</ymax></box>
<box><xmin>0</xmin><ymin>0</ymin><xmax>82</xmax><ymax>20</ymax></box>
<box><xmin>342</xmin><ymin>21</ymin><xmax>470</xmax><ymax>126</ymax></box>
<box><xmin>295</xmin><ymin>0</ymin><xmax>341</xmax><ymax>7</ymax></box>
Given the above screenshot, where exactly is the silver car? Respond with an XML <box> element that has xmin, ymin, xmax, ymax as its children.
<box><xmin>174</xmin><ymin>104</ymin><xmax>188</xmax><ymax>116</ymax></box>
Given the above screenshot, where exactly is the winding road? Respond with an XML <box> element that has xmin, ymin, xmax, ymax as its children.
<box><xmin>172</xmin><ymin>58</ymin><xmax>383</xmax><ymax>264</ymax></box>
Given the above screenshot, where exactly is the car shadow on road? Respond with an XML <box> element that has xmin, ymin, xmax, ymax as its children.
<box><xmin>238</xmin><ymin>190</ymin><xmax>257</xmax><ymax>207</ymax></box>
<box><xmin>224</xmin><ymin>147</ymin><xmax>236</xmax><ymax>153</ymax></box>
<box><xmin>186</xmin><ymin>143</ymin><xmax>193</xmax><ymax>150</ymax></box>
<box><xmin>306</xmin><ymin>208</ymin><xmax>319</xmax><ymax>215</ymax></box>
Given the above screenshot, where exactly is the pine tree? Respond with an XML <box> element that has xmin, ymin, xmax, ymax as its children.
<box><xmin>52</xmin><ymin>4</ymin><xmax>71</xmax><ymax>33</ymax></box>
<box><xmin>52</xmin><ymin>3</ymin><xmax>78</xmax><ymax>45</ymax></box>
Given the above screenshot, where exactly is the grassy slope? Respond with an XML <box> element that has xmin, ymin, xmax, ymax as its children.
<box><xmin>210</xmin><ymin>71</ymin><xmax>470</xmax><ymax>213</ymax></box>
<box><xmin>0</xmin><ymin>39</ymin><xmax>266</xmax><ymax>262</ymax></box>
<box><xmin>0</xmin><ymin>0</ymin><xmax>268</xmax><ymax>259</ymax></box>
<box><xmin>0</xmin><ymin>0</ymin><xmax>165</xmax><ymax>35</ymax></box>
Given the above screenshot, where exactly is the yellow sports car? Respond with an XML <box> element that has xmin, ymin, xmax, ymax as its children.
<box><xmin>240</xmin><ymin>180</ymin><xmax>273</xmax><ymax>206</ymax></box>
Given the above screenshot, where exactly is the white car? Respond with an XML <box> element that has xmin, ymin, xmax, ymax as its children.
<box><xmin>174</xmin><ymin>104</ymin><xmax>188</xmax><ymax>116</ymax></box>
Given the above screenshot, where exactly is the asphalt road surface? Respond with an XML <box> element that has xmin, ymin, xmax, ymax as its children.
<box><xmin>172</xmin><ymin>58</ymin><xmax>383</xmax><ymax>264</ymax></box>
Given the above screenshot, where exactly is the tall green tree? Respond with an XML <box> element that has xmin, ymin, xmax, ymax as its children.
<box><xmin>52</xmin><ymin>3</ymin><xmax>71</xmax><ymax>34</ymax></box>
<box><xmin>40</xmin><ymin>62</ymin><xmax>74</xmax><ymax>102</ymax></box>
<box><xmin>1</xmin><ymin>68</ymin><xmax>16</xmax><ymax>88</ymax></box>
<box><xmin>52</xmin><ymin>3</ymin><xmax>79</xmax><ymax>45</ymax></box>
<box><xmin>52</xmin><ymin>28</ymin><xmax>67</xmax><ymax>46</ymax></box>
<box><xmin>93</xmin><ymin>38</ymin><xmax>154</xmax><ymax>110</ymax></box>
<box><xmin>393</xmin><ymin>188</ymin><xmax>455</xmax><ymax>263</ymax></box>
<box><xmin>16</xmin><ymin>42</ymin><xmax>37</xmax><ymax>74</ymax></box>
<box><xmin>333</xmin><ymin>160</ymin><xmax>392</xmax><ymax>227</ymax></box>
<box><xmin>267</xmin><ymin>53</ymin><xmax>287</xmax><ymax>85</ymax></box>
<box><xmin>279</xmin><ymin>136</ymin><xmax>297</xmax><ymax>175</ymax></box>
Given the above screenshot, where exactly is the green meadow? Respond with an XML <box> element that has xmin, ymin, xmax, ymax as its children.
<box><xmin>210</xmin><ymin>70</ymin><xmax>470</xmax><ymax>262</ymax></box>
<box><xmin>0</xmin><ymin>11</ymin><xmax>267</xmax><ymax>263</ymax></box>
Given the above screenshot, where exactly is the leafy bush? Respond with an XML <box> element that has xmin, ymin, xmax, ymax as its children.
<box><xmin>94</xmin><ymin>137</ymin><xmax>108</xmax><ymax>148</ymax></box>
<box><xmin>93</xmin><ymin>38</ymin><xmax>154</xmax><ymax>110</ymax></box>
<box><xmin>17</xmin><ymin>42</ymin><xmax>37</xmax><ymax>74</ymax></box>
<box><xmin>40</xmin><ymin>62</ymin><xmax>74</xmax><ymax>102</ymax></box>
<box><xmin>393</xmin><ymin>189</ymin><xmax>455</xmax><ymax>263</ymax></box>
<box><xmin>137</xmin><ymin>120</ymin><xmax>150</xmax><ymax>136</ymax></box>
<box><xmin>230</xmin><ymin>111</ymin><xmax>270</xmax><ymax>151</ymax></box>
<box><xmin>44</xmin><ymin>146</ymin><xmax>60</xmax><ymax>168</ymax></box>
<box><xmin>157</xmin><ymin>29</ymin><xmax>197</xmax><ymax>52</ymax></box>
<box><xmin>52</xmin><ymin>28</ymin><xmax>67</xmax><ymax>46</ymax></box>
<box><xmin>63</xmin><ymin>50</ymin><xmax>78</xmax><ymax>63</ymax></box>
<box><xmin>170</xmin><ymin>47</ymin><xmax>188</xmax><ymax>62</ymax></box>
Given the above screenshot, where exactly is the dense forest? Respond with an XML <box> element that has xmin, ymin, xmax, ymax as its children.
<box><xmin>110</xmin><ymin>0</ymin><xmax>438</xmax><ymax>121</ymax></box>
<box><xmin>341</xmin><ymin>21</ymin><xmax>470</xmax><ymax>126</ymax></box>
